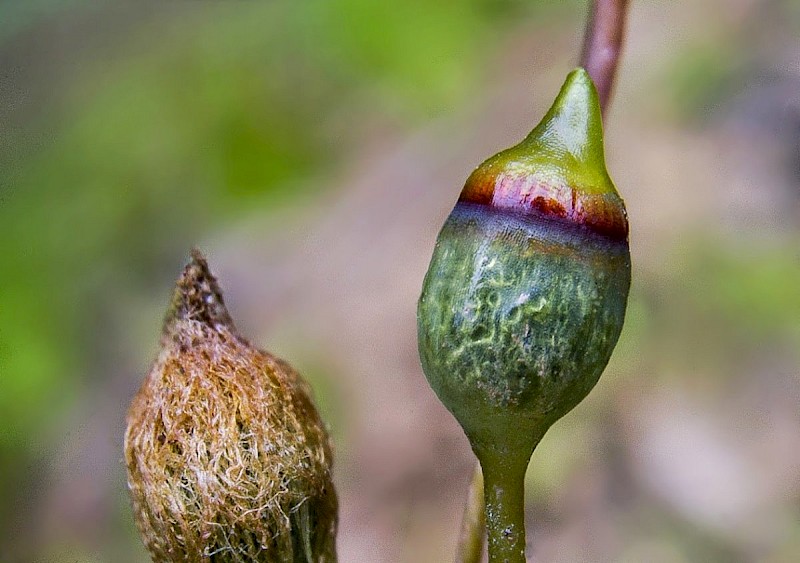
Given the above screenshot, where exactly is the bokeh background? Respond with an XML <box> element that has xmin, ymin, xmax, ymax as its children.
<box><xmin>1</xmin><ymin>1</ymin><xmax>799</xmax><ymax>561</ymax></box>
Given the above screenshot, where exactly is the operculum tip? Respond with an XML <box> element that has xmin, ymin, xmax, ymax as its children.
<box><xmin>459</xmin><ymin>68</ymin><xmax>627</xmax><ymax>238</ymax></box>
<box><xmin>523</xmin><ymin>67</ymin><xmax>608</xmax><ymax>184</ymax></box>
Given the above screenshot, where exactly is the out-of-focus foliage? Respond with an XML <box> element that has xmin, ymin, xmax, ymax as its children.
<box><xmin>0</xmin><ymin>1</ymin><xmax>577</xmax><ymax>558</ymax></box>
<box><xmin>0</xmin><ymin>0</ymin><xmax>571</xmax><ymax>453</ymax></box>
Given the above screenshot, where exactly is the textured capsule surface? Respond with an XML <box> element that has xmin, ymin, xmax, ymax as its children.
<box><xmin>418</xmin><ymin>69</ymin><xmax>630</xmax><ymax>456</ymax></box>
<box><xmin>418</xmin><ymin>204</ymin><xmax>629</xmax><ymax>451</ymax></box>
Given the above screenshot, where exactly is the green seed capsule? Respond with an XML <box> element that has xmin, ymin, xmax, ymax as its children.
<box><xmin>417</xmin><ymin>68</ymin><xmax>630</xmax><ymax>561</ymax></box>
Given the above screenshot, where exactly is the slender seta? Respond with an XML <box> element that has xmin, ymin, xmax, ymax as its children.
<box><xmin>417</xmin><ymin>69</ymin><xmax>630</xmax><ymax>562</ymax></box>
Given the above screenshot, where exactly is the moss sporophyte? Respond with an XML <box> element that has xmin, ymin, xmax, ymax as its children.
<box><xmin>125</xmin><ymin>251</ymin><xmax>337</xmax><ymax>563</ymax></box>
<box><xmin>417</xmin><ymin>68</ymin><xmax>631</xmax><ymax>562</ymax></box>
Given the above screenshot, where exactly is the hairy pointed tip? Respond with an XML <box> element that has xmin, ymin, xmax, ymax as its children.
<box><xmin>162</xmin><ymin>248</ymin><xmax>236</xmax><ymax>338</ymax></box>
<box><xmin>189</xmin><ymin>247</ymin><xmax>209</xmax><ymax>270</ymax></box>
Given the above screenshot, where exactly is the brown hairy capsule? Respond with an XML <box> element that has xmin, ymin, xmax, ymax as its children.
<box><xmin>124</xmin><ymin>250</ymin><xmax>337</xmax><ymax>563</ymax></box>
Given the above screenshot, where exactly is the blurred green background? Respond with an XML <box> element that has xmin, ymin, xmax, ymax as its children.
<box><xmin>1</xmin><ymin>1</ymin><xmax>799</xmax><ymax>561</ymax></box>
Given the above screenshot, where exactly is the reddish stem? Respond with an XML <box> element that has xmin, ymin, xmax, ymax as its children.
<box><xmin>579</xmin><ymin>0</ymin><xmax>630</xmax><ymax>115</ymax></box>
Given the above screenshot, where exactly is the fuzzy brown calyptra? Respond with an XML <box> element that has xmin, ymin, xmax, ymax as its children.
<box><xmin>125</xmin><ymin>251</ymin><xmax>337</xmax><ymax>563</ymax></box>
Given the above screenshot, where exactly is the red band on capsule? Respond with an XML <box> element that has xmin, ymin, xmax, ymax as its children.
<box><xmin>459</xmin><ymin>169</ymin><xmax>628</xmax><ymax>240</ymax></box>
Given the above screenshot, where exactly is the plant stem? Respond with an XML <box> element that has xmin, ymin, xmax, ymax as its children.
<box><xmin>579</xmin><ymin>0</ymin><xmax>630</xmax><ymax>115</ymax></box>
<box><xmin>481</xmin><ymin>454</ymin><xmax>528</xmax><ymax>563</ymax></box>
<box><xmin>455</xmin><ymin>464</ymin><xmax>485</xmax><ymax>563</ymax></box>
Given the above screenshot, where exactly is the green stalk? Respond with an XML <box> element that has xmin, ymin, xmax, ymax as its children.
<box><xmin>480</xmin><ymin>452</ymin><xmax>529</xmax><ymax>563</ymax></box>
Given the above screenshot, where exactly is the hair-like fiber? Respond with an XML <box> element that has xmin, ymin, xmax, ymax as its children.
<box><xmin>125</xmin><ymin>251</ymin><xmax>337</xmax><ymax>562</ymax></box>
